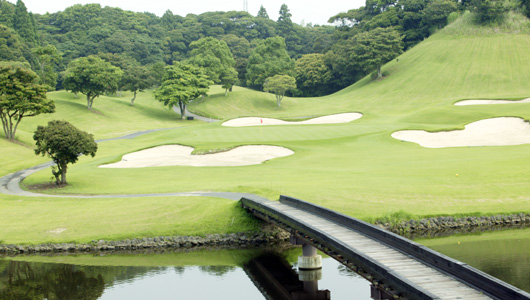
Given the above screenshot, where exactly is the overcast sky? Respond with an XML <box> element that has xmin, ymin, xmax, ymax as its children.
<box><xmin>8</xmin><ymin>0</ymin><xmax>366</xmax><ymax>25</ymax></box>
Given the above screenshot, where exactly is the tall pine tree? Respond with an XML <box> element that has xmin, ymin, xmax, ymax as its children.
<box><xmin>0</xmin><ymin>0</ymin><xmax>15</xmax><ymax>28</ymax></box>
<box><xmin>13</xmin><ymin>0</ymin><xmax>37</xmax><ymax>46</ymax></box>
<box><xmin>276</xmin><ymin>4</ymin><xmax>302</xmax><ymax>57</ymax></box>
<box><xmin>257</xmin><ymin>5</ymin><xmax>269</xmax><ymax>19</ymax></box>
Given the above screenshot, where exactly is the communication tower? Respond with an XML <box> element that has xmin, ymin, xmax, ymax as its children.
<box><xmin>243</xmin><ymin>0</ymin><xmax>248</xmax><ymax>12</ymax></box>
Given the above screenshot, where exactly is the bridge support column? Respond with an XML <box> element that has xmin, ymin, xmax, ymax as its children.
<box><xmin>291</xmin><ymin>235</ymin><xmax>322</xmax><ymax>270</ymax></box>
<box><xmin>298</xmin><ymin>243</ymin><xmax>323</xmax><ymax>270</ymax></box>
<box><xmin>370</xmin><ymin>284</ymin><xmax>393</xmax><ymax>300</ymax></box>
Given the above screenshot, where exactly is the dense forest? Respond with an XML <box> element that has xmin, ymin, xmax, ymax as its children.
<box><xmin>1</xmin><ymin>0</ymin><xmax>528</xmax><ymax>96</ymax></box>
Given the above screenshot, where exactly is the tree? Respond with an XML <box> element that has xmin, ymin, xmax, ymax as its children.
<box><xmin>13</xmin><ymin>0</ymin><xmax>37</xmax><ymax>46</ymax></box>
<box><xmin>154</xmin><ymin>62</ymin><xmax>213</xmax><ymax>119</ymax></box>
<box><xmin>263</xmin><ymin>74</ymin><xmax>296</xmax><ymax>107</ymax></box>
<box><xmin>0</xmin><ymin>62</ymin><xmax>54</xmax><ymax>140</ymax></box>
<box><xmin>33</xmin><ymin>120</ymin><xmax>97</xmax><ymax>185</ymax></box>
<box><xmin>295</xmin><ymin>53</ymin><xmax>332</xmax><ymax>97</ymax></box>
<box><xmin>186</xmin><ymin>37</ymin><xmax>236</xmax><ymax>84</ymax></box>
<box><xmin>221</xmin><ymin>68</ymin><xmax>238</xmax><ymax>96</ymax></box>
<box><xmin>521</xmin><ymin>0</ymin><xmax>530</xmax><ymax>18</ymax></box>
<box><xmin>32</xmin><ymin>45</ymin><xmax>62</xmax><ymax>90</ymax></box>
<box><xmin>0</xmin><ymin>1</ymin><xmax>15</xmax><ymax>28</ymax></box>
<box><xmin>276</xmin><ymin>4</ymin><xmax>303</xmax><ymax>57</ymax></box>
<box><xmin>521</xmin><ymin>0</ymin><xmax>530</xmax><ymax>17</ymax></box>
<box><xmin>277</xmin><ymin>4</ymin><xmax>293</xmax><ymax>33</ymax></box>
<box><xmin>422</xmin><ymin>0</ymin><xmax>458</xmax><ymax>29</ymax></box>
<box><xmin>221</xmin><ymin>34</ymin><xmax>251</xmax><ymax>85</ymax></box>
<box><xmin>121</xmin><ymin>64</ymin><xmax>154</xmax><ymax>105</ymax></box>
<box><xmin>62</xmin><ymin>55</ymin><xmax>123</xmax><ymax>110</ymax></box>
<box><xmin>257</xmin><ymin>5</ymin><xmax>269</xmax><ymax>19</ymax></box>
<box><xmin>0</xmin><ymin>25</ymin><xmax>27</xmax><ymax>63</ymax></box>
<box><xmin>470</xmin><ymin>0</ymin><xmax>507</xmax><ymax>23</ymax></box>
<box><xmin>351</xmin><ymin>27</ymin><xmax>403</xmax><ymax>78</ymax></box>
<box><xmin>246</xmin><ymin>36</ymin><xmax>294</xmax><ymax>89</ymax></box>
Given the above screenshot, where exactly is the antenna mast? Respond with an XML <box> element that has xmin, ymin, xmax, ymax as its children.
<box><xmin>243</xmin><ymin>0</ymin><xmax>248</xmax><ymax>12</ymax></box>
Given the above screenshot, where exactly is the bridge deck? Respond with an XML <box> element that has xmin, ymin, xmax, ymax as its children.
<box><xmin>252</xmin><ymin>199</ymin><xmax>492</xmax><ymax>300</ymax></box>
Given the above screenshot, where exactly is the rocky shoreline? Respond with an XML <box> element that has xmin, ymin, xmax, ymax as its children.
<box><xmin>0</xmin><ymin>230</ymin><xmax>290</xmax><ymax>255</ymax></box>
<box><xmin>377</xmin><ymin>213</ymin><xmax>530</xmax><ymax>234</ymax></box>
<box><xmin>2</xmin><ymin>213</ymin><xmax>529</xmax><ymax>254</ymax></box>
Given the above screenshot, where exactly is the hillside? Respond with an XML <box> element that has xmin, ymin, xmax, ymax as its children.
<box><xmin>191</xmin><ymin>12</ymin><xmax>530</xmax><ymax>122</ymax></box>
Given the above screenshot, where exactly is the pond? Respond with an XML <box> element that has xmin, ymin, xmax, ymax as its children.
<box><xmin>1</xmin><ymin>227</ymin><xmax>528</xmax><ymax>299</ymax></box>
<box><xmin>0</xmin><ymin>246</ymin><xmax>373</xmax><ymax>300</ymax></box>
<box><xmin>414</xmin><ymin>226</ymin><xmax>530</xmax><ymax>293</ymax></box>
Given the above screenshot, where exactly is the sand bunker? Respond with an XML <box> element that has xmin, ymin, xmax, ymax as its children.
<box><xmin>100</xmin><ymin>145</ymin><xmax>294</xmax><ymax>168</ymax></box>
<box><xmin>455</xmin><ymin>98</ymin><xmax>530</xmax><ymax>106</ymax></box>
<box><xmin>392</xmin><ymin>117</ymin><xmax>530</xmax><ymax>148</ymax></box>
<box><xmin>222</xmin><ymin>113</ymin><xmax>362</xmax><ymax>127</ymax></box>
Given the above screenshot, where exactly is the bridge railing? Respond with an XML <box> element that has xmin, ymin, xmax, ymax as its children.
<box><xmin>278</xmin><ymin>195</ymin><xmax>530</xmax><ymax>300</ymax></box>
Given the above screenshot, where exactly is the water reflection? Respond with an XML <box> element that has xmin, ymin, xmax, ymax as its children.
<box><xmin>0</xmin><ymin>261</ymin><xmax>105</xmax><ymax>299</ymax></box>
<box><xmin>0</xmin><ymin>247</ymin><xmax>372</xmax><ymax>300</ymax></box>
<box><xmin>2</xmin><ymin>229</ymin><xmax>527</xmax><ymax>299</ymax></box>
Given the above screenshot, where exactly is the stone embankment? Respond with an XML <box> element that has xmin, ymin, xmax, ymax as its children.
<box><xmin>0</xmin><ymin>230</ymin><xmax>290</xmax><ymax>254</ymax></box>
<box><xmin>377</xmin><ymin>213</ymin><xmax>530</xmax><ymax>234</ymax></box>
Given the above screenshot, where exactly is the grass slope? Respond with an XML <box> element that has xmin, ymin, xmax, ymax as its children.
<box><xmin>2</xmin><ymin>13</ymin><xmax>530</xmax><ymax>244</ymax></box>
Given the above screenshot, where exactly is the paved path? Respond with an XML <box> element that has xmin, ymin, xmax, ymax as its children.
<box><xmin>95</xmin><ymin>127</ymin><xmax>180</xmax><ymax>143</ymax></box>
<box><xmin>171</xmin><ymin>105</ymin><xmax>220</xmax><ymax>123</ymax></box>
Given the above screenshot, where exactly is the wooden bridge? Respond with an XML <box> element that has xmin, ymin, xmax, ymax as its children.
<box><xmin>241</xmin><ymin>195</ymin><xmax>530</xmax><ymax>300</ymax></box>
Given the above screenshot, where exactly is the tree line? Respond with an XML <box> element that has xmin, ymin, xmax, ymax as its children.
<box><xmin>3</xmin><ymin>0</ymin><xmax>526</xmax><ymax>99</ymax></box>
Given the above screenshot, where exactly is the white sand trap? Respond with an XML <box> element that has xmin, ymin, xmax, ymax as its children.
<box><xmin>222</xmin><ymin>112</ymin><xmax>362</xmax><ymax>127</ymax></box>
<box><xmin>100</xmin><ymin>145</ymin><xmax>294</xmax><ymax>168</ymax></box>
<box><xmin>455</xmin><ymin>98</ymin><xmax>530</xmax><ymax>106</ymax></box>
<box><xmin>392</xmin><ymin>117</ymin><xmax>530</xmax><ymax>148</ymax></box>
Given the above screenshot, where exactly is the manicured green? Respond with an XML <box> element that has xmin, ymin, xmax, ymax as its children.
<box><xmin>2</xmin><ymin>15</ymin><xmax>530</xmax><ymax>245</ymax></box>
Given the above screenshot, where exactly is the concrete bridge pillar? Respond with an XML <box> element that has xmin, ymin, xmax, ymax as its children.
<box><xmin>290</xmin><ymin>235</ymin><xmax>329</xmax><ymax>300</ymax></box>
<box><xmin>290</xmin><ymin>235</ymin><xmax>323</xmax><ymax>270</ymax></box>
<box><xmin>298</xmin><ymin>243</ymin><xmax>323</xmax><ymax>270</ymax></box>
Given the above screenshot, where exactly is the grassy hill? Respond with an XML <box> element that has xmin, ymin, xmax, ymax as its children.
<box><xmin>2</xmin><ymin>12</ymin><xmax>530</xmax><ymax>245</ymax></box>
<box><xmin>192</xmin><ymin>12</ymin><xmax>530</xmax><ymax>122</ymax></box>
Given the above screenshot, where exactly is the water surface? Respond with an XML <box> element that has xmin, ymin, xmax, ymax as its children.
<box><xmin>416</xmin><ymin>227</ymin><xmax>530</xmax><ymax>293</ymax></box>
<box><xmin>1</xmin><ymin>227</ymin><xmax>528</xmax><ymax>299</ymax></box>
<box><xmin>0</xmin><ymin>247</ymin><xmax>372</xmax><ymax>299</ymax></box>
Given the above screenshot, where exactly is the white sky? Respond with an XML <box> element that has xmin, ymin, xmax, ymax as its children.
<box><xmin>7</xmin><ymin>0</ymin><xmax>366</xmax><ymax>25</ymax></box>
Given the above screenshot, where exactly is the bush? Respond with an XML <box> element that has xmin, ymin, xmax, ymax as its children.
<box><xmin>447</xmin><ymin>11</ymin><xmax>461</xmax><ymax>24</ymax></box>
<box><xmin>471</xmin><ymin>0</ymin><xmax>508</xmax><ymax>24</ymax></box>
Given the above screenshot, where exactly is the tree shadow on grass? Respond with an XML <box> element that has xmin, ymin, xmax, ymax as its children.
<box><xmin>25</xmin><ymin>182</ymin><xmax>67</xmax><ymax>191</ymax></box>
